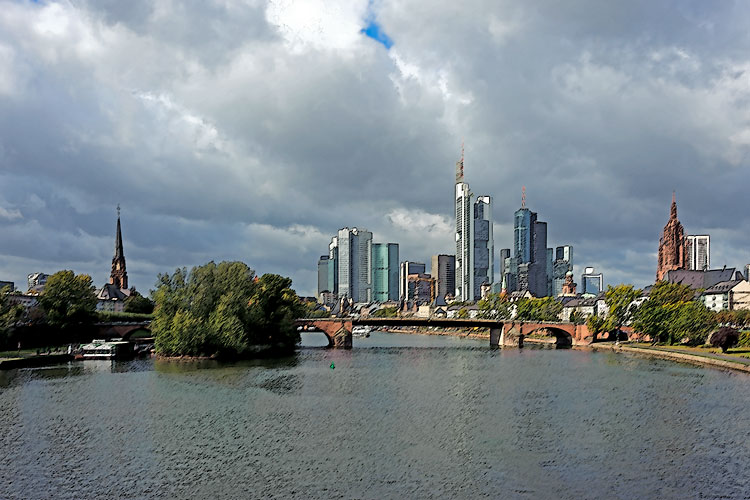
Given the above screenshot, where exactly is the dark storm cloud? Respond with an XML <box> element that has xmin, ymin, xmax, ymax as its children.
<box><xmin>0</xmin><ymin>0</ymin><xmax>749</xmax><ymax>295</ymax></box>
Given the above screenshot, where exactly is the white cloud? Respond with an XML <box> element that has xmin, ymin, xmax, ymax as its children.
<box><xmin>0</xmin><ymin>205</ymin><xmax>21</xmax><ymax>220</ymax></box>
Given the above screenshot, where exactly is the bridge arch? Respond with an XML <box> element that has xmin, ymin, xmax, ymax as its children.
<box><xmin>523</xmin><ymin>326</ymin><xmax>573</xmax><ymax>347</ymax></box>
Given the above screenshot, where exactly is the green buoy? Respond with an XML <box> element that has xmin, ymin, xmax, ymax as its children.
<box><xmin>330</xmin><ymin>362</ymin><xmax>335</xmax><ymax>370</ymax></box>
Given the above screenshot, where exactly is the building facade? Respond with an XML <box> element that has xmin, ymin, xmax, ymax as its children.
<box><xmin>27</xmin><ymin>272</ymin><xmax>49</xmax><ymax>293</ymax></box>
<box><xmin>552</xmin><ymin>245</ymin><xmax>574</xmax><ymax>297</ymax></box>
<box><xmin>685</xmin><ymin>235</ymin><xmax>710</xmax><ymax>271</ymax></box>
<box><xmin>581</xmin><ymin>267</ymin><xmax>603</xmax><ymax>296</ymax></box>
<box><xmin>431</xmin><ymin>254</ymin><xmax>456</xmax><ymax>305</ymax></box>
<box><xmin>372</xmin><ymin>243</ymin><xmax>399</xmax><ymax>302</ymax></box>
<box><xmin>473</xmin><ymin>196</ymin><xmax>493</xmax><ymax>299</ymax></box>
<box><xmin>400</xmin><ymin>261</ymin><xmax>426</xmax><ymax>301</ymax></box>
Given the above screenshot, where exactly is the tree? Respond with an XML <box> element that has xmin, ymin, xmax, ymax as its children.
<box><xmin>632</xmin><ymin>281</ymin><xmax>715</xmax><ymax>345</ymax></box>
<box><xmin>710</xmin><ymin>326</ymin><xmax>740</xmax><ymax>353</ymax></box>
<box><xmin>0</xmin><ymin>286</ymin><xmax>24</xmax><ymax>346</ymax></box>
<box><xmin>586</xmin><ymin>314</ymin><xmax>607</xmax><ymax>342</ymax></box>
<box><xmin>604</xmin><ymin>284</ymin><xmax>640</xmax><ymax>333</ymax></box>
<box><xmin>373</xmin><ymin>307</ymin><xmax>398</xmax><ymax>318</ymax></box>
<box><xmin>124</xmin><ymin>291</ymin><xmax>155</xmax><ymax>314</ymax></box>
<box><xmin>478</xmin><ymin>292</ymin><xmax>511</xmax><ymax>319</ymax></box>
<box><xmin>515</xmin><ymin>297</ymin><xmax>563</xmax><ymax>322</ymax></box>
<box><xmin>569</xmin><ymin>310</ymin><xmax>584</xmax><ymax>326</ymax></box>
<box><xmin>153</xmin><ymin>262</ymin><xmax>303</xmax><ymax>358</ymax></box>
<box><xmin>38</xmin><ymin>271</ymin><xmax>97</xmax><ymax>331</ymax></box>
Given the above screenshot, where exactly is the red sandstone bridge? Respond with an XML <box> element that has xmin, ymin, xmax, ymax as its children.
<box><xmin>295</xmin><ymin>317</ymin><xmax>595</xmax><ymax>348</ymax></box>
<box><xmin>94</xmin><ymin>321</ymin><xmax>152</xmax><ymax>340</ymax></box>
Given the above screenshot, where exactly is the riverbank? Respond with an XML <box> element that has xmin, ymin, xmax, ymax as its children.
<box><xmin>591</xmin><ymin>342</ymin><xmax>750</xmax><ymax>374</ymax></box>
<box><xmin>0</xmin><ymin>353</ymin><xmax>73</xmax><ymax>370</ymax></box>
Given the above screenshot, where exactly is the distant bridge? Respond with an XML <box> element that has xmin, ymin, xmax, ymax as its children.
<box><xmin>295</xmin><ymin>317</ymin><xmax>595</xmax><ymax>348</ymax></box>
<box><xmin>94</xmin><ymin>321</ymin><xmax>151</xmax><ymax>340</ymax></box>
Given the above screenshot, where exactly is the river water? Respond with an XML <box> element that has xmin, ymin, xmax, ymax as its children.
<box><xmin>1</xmin><ymin>331</ymin><xmax>749</xmax><ymax>499</ymax></box>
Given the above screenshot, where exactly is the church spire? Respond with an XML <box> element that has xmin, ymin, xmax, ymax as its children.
<box><xmin>670</xmin><ymin>191</ymin><xmax>677</xmax><ymax>219</ymax></box>
<box><xmin>110</xmin><ymin>204</ymin><xmax>128</xmax><ymax>290</ymax></box>
<box><xmin>114</xmin><ymin>204</ymin><xmax>124</xmax><ymax>260</ymax></box>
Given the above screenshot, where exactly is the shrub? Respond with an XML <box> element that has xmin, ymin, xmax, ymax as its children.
<box><xmin>709</xmin><ymin>327</ymin><xmax>740</xmax><ymax>353</ymax></box>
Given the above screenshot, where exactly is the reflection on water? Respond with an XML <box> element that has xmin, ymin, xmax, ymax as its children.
<box><xmin>1</xmin><ymin>332</ymin><xmax>749</xmax><ymax>499</ymax></box>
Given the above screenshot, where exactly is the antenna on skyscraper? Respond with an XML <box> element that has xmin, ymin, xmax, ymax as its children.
<box><xmin>521</xmin><ymin>186</ymin><xmax>526</xmax><ymax>208</ymax></box>
<box><xmin>117</xmin><ymin>203</ymin><xmax>120</xmax><ymax>218</ymax></box>
<box><xmin>461</xmin><ymin>139</ymin><xmax>464</xmax><ymax>165</ymax></box>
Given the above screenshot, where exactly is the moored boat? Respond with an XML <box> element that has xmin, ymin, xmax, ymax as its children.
<box><xmin>80</xmin><ymin>340</ymin><xmax>134</xmax><ymax>360</ymax></box>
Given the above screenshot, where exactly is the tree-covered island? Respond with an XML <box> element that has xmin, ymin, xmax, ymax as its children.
<box><xmin>152</xmin><ymin>261</ymin><xmax>304</xmax><ymax>358</ymax></box>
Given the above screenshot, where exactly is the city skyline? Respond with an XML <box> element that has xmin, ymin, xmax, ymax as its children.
<box><xmin>1</xmin><ymin>2</ymin><xmax>750</xmax><ymax>297</ymax></box>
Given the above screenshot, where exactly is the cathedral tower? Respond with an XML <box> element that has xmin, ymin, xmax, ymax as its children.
<box><xmin>110</xmin><ymin>205</ymin><xmax>128</xmax><ymax>290</ymax></box>
<box><xmin>656</xmin><ymin>193</ymin><xmax>687</xmax><ymax>281</ymax></box>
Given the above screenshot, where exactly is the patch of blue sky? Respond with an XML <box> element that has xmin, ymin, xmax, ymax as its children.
<box><xmin>361</xmin><ymin>19</ymin><xmax>393</xmax><ymax>49</ymax></box>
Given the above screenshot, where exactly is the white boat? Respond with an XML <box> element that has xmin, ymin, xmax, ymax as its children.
<box><xmin>81</xmin><ymin>340</ymin><xmax>133</xmax><ymax>360</ymax></box>
<box><xmin>352</xmin><ymin>326</ymin><xmax>372</xmax><ymax>337</ymax></box>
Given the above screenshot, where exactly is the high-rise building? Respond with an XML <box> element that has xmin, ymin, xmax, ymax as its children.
<box><xmin>745</xmin><ymin>264</ymin><xmax>750</xmax><ymax>282</ymax></box>
<box><xmin>581</xmin><ymin>267</ymin><xmax>603</xmax><ymax>296</ymax></box>
<box><xmin>400</xmin><ymin>261</ymin><xmax>426</xmax><ymax>301</ymax></box>
<box><xmin>328</xmin><ymin>237</ymin><xmax>339</xmax><ymax>295</ymax></box>
<box><xmin>407</xmin><ymin>273</ymin><xmax>435</xmax><ymax>304</ymax></box>
<box><xmin>317</xmin><ymin>256</ymin><xmax>330</xmax><ymax>296</ymax></box>
<box><xmin>657</xmin><ymin>193</ymin><xmax>687</xmax><ymax>281</ymax></box>
<box><xmin>336</xmin><ymin>227</ymin><xmax>373</xmax><ymax>302</ymax></box>
<box><xmin>454</xmin><ymin>146</ymin><xmax>493</xmax><ymax>301</ymax></box>
<box><xmin>552</xmin><ymin>245</ymin><xmax>574</xmax><ymax>296</ymax></box>
<box><xmin>455</xmin><ymin>151</ymin><xmax>473</xmax><ymax>302</ymax></box>
<box><xmin>431</xmin><ymin>254</ymin><xmax>456</xmax><ymax>304</ymax></box>
<box><xmin>473</xmin><ymin>196</ymin><xmax>493</xmax><ymax>299</ymax></box>
<box><xmin>514</xmin><ymin>206</ymin><xmax>536</xmax><ymax>264</ymax></box>
<box><xmin>507</xmin><ymin>190</ymin><xmax>568</xmax><ymax>297</ymax></box>
<box><xmin>498</xmin><ymin>249</ymin><xmax>511</xmax><ymax>283</ymax></box>
<box><xmin>686</xmin><ymin>235</ymin><xmax>710</xmax><ymax>271</ymax></box>
<box><xmin>372</xmin><ymin>243</ymin><xmax>399</xmax><ymax>302</ymax></box>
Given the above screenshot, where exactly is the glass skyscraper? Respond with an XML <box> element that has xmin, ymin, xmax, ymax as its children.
<box><xmin>372</xmin><ymin>243</ymin><xmax>399</xmax><ymax>302</ymax></box>
<box><xmin>336</xmin><ymin>227</ymin><xmax>372</xmax><ymax>303</ymax></box>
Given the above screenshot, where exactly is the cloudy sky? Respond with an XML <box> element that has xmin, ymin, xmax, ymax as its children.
<box><xmin>1</xmin><ymin>0</ymin><xmax>750</xmax><ymax>296</ymax></box>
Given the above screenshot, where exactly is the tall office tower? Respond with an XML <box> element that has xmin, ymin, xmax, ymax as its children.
<box><xmin>328</xmin><ymin>237</ymin><xmax>339</xmax><ymax>295</ymax></box>
<box><xmin>685</xmin><ymin>235</ymin><xmax>710</xmax><ymax>271</ymax></box>
<box><xmin>745</xmin><ymin>264</ymin><xmax>750</xmax><ymax>281</ymax></box>
<box><xmin>431</xmin><ymin>254</ymin><xmax>456</xmax><ymax>304</ymax></box>
<box><xmin>400</xmin><ymin>261</ymin><xmax>426</xmax><ymax>301</ymax></box>
<box><xmin>581</xmin><ymin>267</ymin><xmax>604</xmax><ymax>296</ymax></box>
<box><xmin>552</xmin><ymin>245</ymin><xmax>574</xmax><ymax>296</ymax></box>
<box><xmin>528</xmin><ymin>220</ymin><xmax>548</xmax><ymax>297</ymax></box>
<box><xmin>498</xmin><ymin>249</ymin><xmax>511</xmax><ymax>284</ymax></box>
<box><xmin>317</xmin><ymin>256</ymin><xmax>330</xmax><ymax>296</ymax></box>
<box><xmin>473</xmin><ymin>196</ymin><xmax>494</xmax><ymax>299</ymax></box>
<box><xmin>455</xmin><ymin>147</ymin><xmax>474</xmax><ymax>302</ymax></box>
<box><xmin>372</xmin><ymin>243</ymin><xmax>399</xmax><ymax>302</ymax></box>
<box><xmin>546</xmin><ymin>247</ymin><xmax>553</xmax><ymax>297</ymax></box>
<box><xmin>502</xmin><ymin>255</ymin><xmax>518</xmax><ymax>292</ymax></box>
<box><xmin>336</xmin><ymin>227</ymin><xmax>373</xmax><ymax>303</ymax></box>
<box><xmin>510</xmin><ymin>189</ymin><xmax>553</xmax><ymax>297</ymax></box>
<box><xmin>657</xmin><ymin>193</ymin><xmax>687</xmax><ymax>281</ymax></box>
